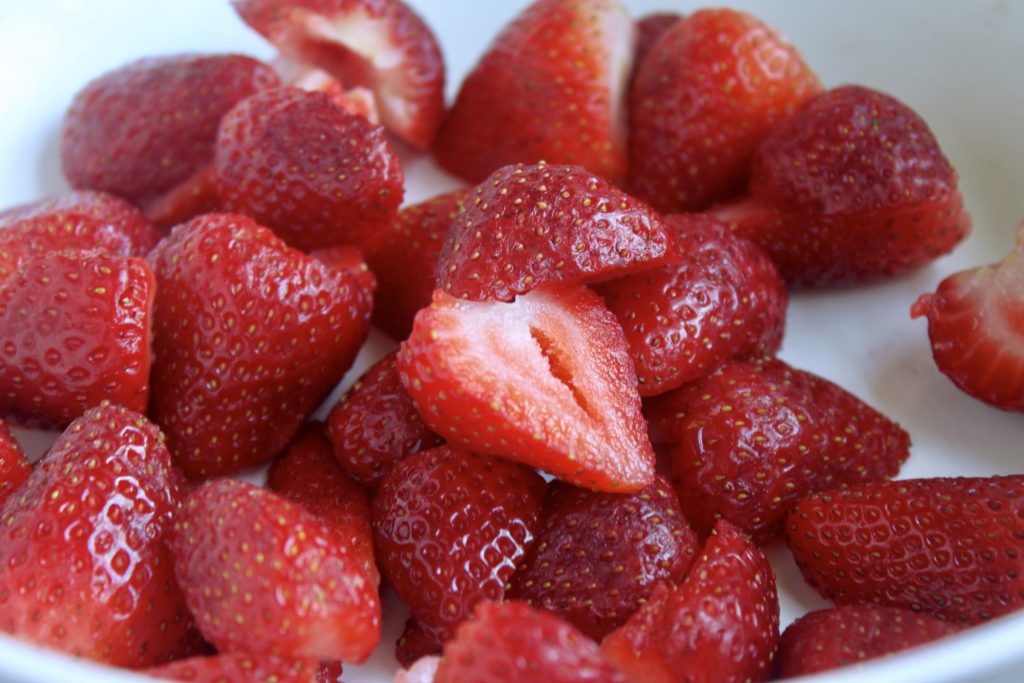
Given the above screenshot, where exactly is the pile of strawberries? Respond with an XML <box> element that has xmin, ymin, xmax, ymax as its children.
<box><xmin>0</xmin><ymin>1</ymin><xmax>1022</xmax><ymax>682</ymax></box>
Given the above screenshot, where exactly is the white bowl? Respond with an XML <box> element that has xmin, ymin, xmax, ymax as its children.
<box><xmin>0</xmin><ymin>1</ymin><xmax>1022</xmax><ymax>681</ymax></box>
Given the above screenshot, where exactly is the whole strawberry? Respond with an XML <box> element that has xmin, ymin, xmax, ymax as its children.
<box><xmin>0</xmin><ymin>420</ymin><xmax>29</xmax><ymax>507</ymax></box>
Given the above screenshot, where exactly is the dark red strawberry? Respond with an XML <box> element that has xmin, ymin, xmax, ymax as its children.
<box><xmin>601</xmin><ymin>520</ymin><xmax>779</xmax><ymax>683</ymax></box>
<box><xmin>631</xmin><ymin>12</ymin><xmax>683</xmax><ymax>83</ymax></box>
<box><xmin>267</xmin><ymin>422</ymin><xmax>379</xmax><ymax>586</ymax></box>
<box><xmin>145</xmin><ymin>654</ymin><xmax>321</xmax><ymax>683</ymax></box>
<box><xmin>437</xmin><ymin>162</ymin><xmax>669</xmax><ymax>303</ymax></box>
<box><xmin>0</xmin><ymin>421</ymin><xmax>29</xmax><ymax>507</ymax></box>
<box><xmin>647</xmin><ymin>357</ymin><xmax>910</xmax><ymax>544</ymax></box>
<box><xmin>233</xmin><ymin>0</ymin><xmax>445</xmax><ymax>150</ymax></box>
<box><xmin>628</xmin><ymin>9</ymin><xmax>821</xmax><ymax>213</ymax></box>
<box><xmin>325</xmin><ymin>351</ymin><xmax>442</xmax><ymax>490</ymax></box>
<box><xmin>508</xmin><ymin>475</ymin><xmax>698</xmax><ymax>640</ymax></box>
<box><xmin>171</xmin><ymin>479</ymin><xmax>380</xmax><ymax>662</ymax></box>
<box><xmin>395</xmin><ymin>618</ymin><xmax>442</xmax><ymax>668</ymax></box>
<box><xmin>786</xmin><ymin>476</ymin><xmax>1024</xmax><ymax>624</ymax></box>
<box><xmin>595</xmin><ymin>214</ymin><xmax>786</xmax><ymax>396</ymax></box>
<box><xmin>398</xmin><ymin>285</ymin><xmax>654</xmax><ymax>493</ymax></box>
<box><xmin>776</xmin><ymin>605</ymin><xmax>962</xmax><ymax>678</ymax></box>
<box><xmin>714</xmin><ymin>85</ymin><xmax>971</xmax><ymax>286</ymax></box>
<box><xmin>435</xmin><ymin>601</ymin><xmax>626</xmax><ymax>683</ymax></box>
<box><xmin>214</xmin><ymin>86</ymin><xmax>403</xmax><ymax>251</ymax></box>
<box><xmin>0</xmin><ymin>249</ymin><xmax>154</xmax><ymax>429</ymax></box>
<box><xmin>433</xmin><ymin>0</ymin><xmax>633</xmax><ymax>183</ymax></box>
<box><xmin>372</xmin><ymin>446</ymin><xmax>546</xmax><ymax>644</ymax></box>
<box><xmin>0</xmin><ymin>402</ymin><xmax>192</xmax><ymax>668</ymax></box>
<box><xmin>360</xmin><ymin>188</ymin><xmax>470</xmax><ymax>340</ymax></box>
<box><xmin>147</xmin><ymin>213</ymin><xmax>374</xmax><ymax>479</ymax></box>
<box><xmin>911</xmin><ymin>221</ymin><xmax>1024</xmax><ymax>412</ymax></box>
<box><xmin>61</xmin><ymin>54</ymin><xmax>280</xmax><ymax>222</ymax></box>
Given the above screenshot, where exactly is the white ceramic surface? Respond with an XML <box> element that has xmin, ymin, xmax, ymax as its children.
<box><xmin>0</xmin><ymin>1</ymin><xmax>1022</xmax><ymax>681</ymax></box>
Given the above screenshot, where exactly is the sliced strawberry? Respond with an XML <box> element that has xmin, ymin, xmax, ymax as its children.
<box><xmin>437</xmin><ymin>162</ymin><xmax>669</xmax><ymax>303</ymax></box>
<box><xmin>145</xmin><ymin>654</ymin><xmax>321</xmax><ymax>683</ymax></box>
<box><xmin>360</xmin><ymin>188</ymin><xmax>470</xmax><ymax>340</ymax></box>
<box><xmin>508</xmin><ymin>474</ymin><xmax>698</xmax><ymax>640</ymax></box>
<box><xmin>372</xmin><ymin>445</ymin><xmax>546</xmax><ymax>644</ymax></box>
<box><xmin>601</xmin><ymin>520</ymin><xmax>779</xmax><ymax>683</ymax></box>
<box><xmin>776</xmin><ymin>605</ymin><xmax>962</xmax><ymax>678</ymax></box>
<box><xmin>786</xmin><ymin>476</ymin><xmax>1024</xmax><ymax>624</ymax></box>
<box><xmin>0</xmin><ymin>249</ymin><xmax>154</xmax><ymax>429</ymax></box>
<box><xmin>214</xmin><ymin>86</ymin><xmax>403</xmax><ymax>251</ymax></box>
<box><xmin>630</xmin><ymin>12</ymin><xmax>683</xmax><ymax>84</ymax></box>
<box><xmin>647</xmin><ymin>357</ymin><xmax>910</xmax><ymax>544</ymax></box>
<box><xmin>911</xmin><ymin>221</ymin><xmax>1024</xmax><ymax>412</ymax></box>
<box><xmin>433</xmin><ymin>0</ymin><xmax>633</xmax><ymax>183</ymax></box>
<box><xmin>395</xmin><ymin>619</ymin><xmax>442</xmax><ymax>668</ymax></box>
<box><xmin>171</xmin><ymin>479</ymin><xmax>380</xmax><ymax>662</ymax></box>
<box><xmin>272</xmin><ymin>56</ymin><xmax>381</xmax><ymax>124</ymax></box>
<box><xmin>595</xmin><ymin>214</ymin><xmax>786</xmax><ymax>396</ymax></box>
<box><xmin>397</xmin><ymin>285</ymin><xmax>654</xmax><ymax>493</ymax></box>
<box><xmin>628</xmin><ymin>9</ymin><xmax>821</xmax><ymax>214</ymax></box>
<box><xmin>0</xmin><ymin>420</ymin><xmax>29</xmax><ymax>507</ymax></box>
<box><xmin>148</xmin><ymin>213</ymin><xmax>374</xmax><ymax>479</ymax></box>
<box><xmin>436</xmin><ymin>601</ymin><xmax>625</xmax><ymax>683</ymax></box>
<box><xmin>325</xmin><ymin>351</ymin><xmax>442</xmax><ymax>490</ymax></box>
<box><xmin>61</xmin><ymin>54</ymin><xmax>280</xmax><ymax>221</ymax></box>
<box><xmin>233</xmin><ymin>0</ymin><xmax>445</xmax><ymax>150</ymax></box>
<box><xmin>0</xmin><ymin>402</ymin><xmax>192</xmax><ymax>667</ymax></box>
<box><xmin>714</xmin><ymin>85</ymin><xmax>971</xmax><ymax>286</ymax></box>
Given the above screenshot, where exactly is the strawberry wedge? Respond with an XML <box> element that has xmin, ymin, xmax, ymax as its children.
<box><xmin>397</xmin><ymin>286</ymin><xmax>654</xmax><ymax>492</ymax></box>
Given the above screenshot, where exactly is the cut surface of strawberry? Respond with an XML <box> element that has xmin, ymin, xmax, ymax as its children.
<box><xmin>145</xmin><ymin>654</ymin><xmax>322</xmax><ymax>683</ymax></box>
<box><xmin>0</xmin><ymin>420</ymin><xmax>29</xmax><ymax>507</ymax></box>
<box><xmin>398</xmin><ymin>285</ymin><xmax>654</xmax><ymax>493</ymax></box>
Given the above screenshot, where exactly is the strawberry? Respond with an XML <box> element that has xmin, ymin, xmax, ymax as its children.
<box><xmin>435</xmin><ymin>601</ymin><xmax>626</xmax><ymax>683</ymax></box>
<box><xmin>325</xmin><ymin>351</ymin><xmax>442</xmax><ymax>490</ymax></box>
<box><xmin>601</xmin><ymin>520</ymin><xmax>780</xmax><ymax>683</ymax></box>
<box><xmin>141</xmin><ymin>166</ymin><xmax>223</xmax><ymax>230</ymax></box>
<box><xmin>272</xmin><ymin>56</ymin><xmax>381</xmax><ymax>124</ymax></box>
<box><xmin>595</xmin><ymin>214</ymin><xmax>787</xmax><ymax>397</ymax></box>
<box><xmin>776</xmin><ymin>605</ymin><xmax>962</xmax><ymax>678</ymax></box>
<box><xmin>647</xmin><ymin>357</ymin><xmax>910</xmax><ymax>544</ymax></box>
<box><xmin>267</xmin><ymin>421</ymin><xmax>379</xmax><ymax>586</ymax></box>
<box><xmin>233</xmin><ymin>0</ymin><xmax>445</xmax><ymax>150</ymax></box>
<box><xmin>628</xmin><ymin>9</ymin><xmax>821</xmax><ymax>214</ymax></box>
<box><xmin>508</xmin><ymin>474</ymin><xmax>699</xmax><ymax>640</ymax></box>
<box><xmin>61</xmin><ymin>54</ymin><xmax>280</xmax><ymax>223</ymax></box>
<box><xmin>0</xmin><ymin>249</ymin><xmax>154</xmax><ymax>429</ymax></box>
<box><xmin>395</xmin><ymin>619</ymin><xmax>442</xmax><ymax>668</ymax></box>
<box><xmin>372</xmin><ymin>445</ymin><xmax>546</xmax><ymax>644</ymax></box>
<box><xmin>360</xmin><ymin>188</ymin><xmax>470</xmax><ymax>340</ymax></box>
<box><xmin>0</xmin><ymin>420</ymin><xmax>29</xmax><ymax>507</ymax></box>
<box><xmin>437</xmin><ymin>162</ymin><xmax>670</xmax><ymax>303</ymax></box>
<box><xmin>145</xmin><ymin>654</ymin><xmax>321</xmax><ymax>683</ymax></box>
<box><xmin>911</xmin><ymin>221</ymin><xmax>1024</xmax><ymax>412</ymax></box>
<box><xmin>147</xmin><ymin>213</ymin><xmax>374</xmax><ymax>479</ymax></box>
<box><xmin>714</xmin><ymin>85</ymin><xmax>971</xmax><ymax>286</ymax></box>
<box><xmin>214</xmin><ymin>86</ymin><xmax>403</xmax><ymax>251</ymax></box>
<box><xmin>785</xmin><ymin>476</ymin><xmax>1024</xmax><ymax>624</ymax></box>
<box><xmin>397</xmin><ymin>285</ymin><xmax>654</xmax><ymax>493</ymax></box>
<box><xmin>171</xmin><ymin>478</ymin><xmax>380</xmax><ymax>662</ymax></box>
<box><xmin>629</xmin><ymin>12</ymin><xmax>683</xmax><ymax>85</ymax></box>
<box><xmin>0</xmin><ymin>402</ymin><xmax>192</xmax><ymax>668</ymax></box>
<box><xmin>433</xmin><ymin>0</ymin><xmax>633</xmax><ymax>183</ymax></box>
<box><xmin>395</xmin><ymin>656</ymin><xmax>440</xmax><ymax>683</ymax></box>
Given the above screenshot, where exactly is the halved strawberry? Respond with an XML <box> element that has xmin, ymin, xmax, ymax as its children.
<box><xmin>911</xmin><ymin>221</ymin><xmax>1024</xmax><ymax>412</ymax></box>
<box><xmin>601</xmin><ymin>520</ymin><xmax>779</xmax><ymax>683</ymax></box>
<box><xmin>147</xmin><ymin>213</ymin><xmax>374</xmax><ymax>479</ymax></box>
<box><xmin>397</xmin><ymin>285</ymin><xmax>654</xmax><ymax>493</ymax></box>
<box><xmin>0</xmin><ymin>403</ymin><xmax>192</xmax><ymax>668</ymax></box>
<box><xmin>433</xmin><ymin>0</ymin><xmax>633</xmax><ymax>183</ymax></box>
<box><xmin>171</xmin><ymin>479</ymin><xmax>381</xmax><ymax>663</ymax></box>
<box><xmin>272</xmin><ymin>56</ymin><xmax>381</xmax><ymax>124</ymax></box>
<box><xmin>233</xmin><ymin>0</ymin><xmax>445</xmax><ymax>150</ymax></box>
<box><xmin>0</xmin><ymin>420</ymin><xmax>29</xmax><ymax>507</ymax></box>
<box><xmin>145</xmin><ymin>654</ymin><xmax>321</xmax><ymax>683</ymax></box>
<box><xmin>437</xmin><ymin>162</ymin><xmax>670</xmax><ymax>303</ymax></box>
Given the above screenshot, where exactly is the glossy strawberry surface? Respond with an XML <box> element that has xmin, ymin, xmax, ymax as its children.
<box><xmin>0</xmin><ymin>420</ymin><xmax>29</xmax><ymax>507</ymax></box>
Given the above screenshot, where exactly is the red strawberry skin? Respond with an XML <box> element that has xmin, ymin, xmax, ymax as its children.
<box><xmin>171</xmin><ymin>479</ymin><xmax>381</xmax><ymax>663</ymax></box>
<box><xmin>145</xmin><ymin>654</ymin><xmax>321</xmax><ymax>683</ymax></box>
<box><xmin>372</xmin><ymin>446</ymin><xmax>546</xmax><ymax>643</ymax></box>
<box><xmin>630</xmin><ymin>12</ymin><xmax>683</xmax><ymax>84</ymax></box>
<box><xmin>601</xmin><ymin>520</ymin><xmax>780</xmax><ymax>683</ymax></box>
<box><xmin>437</xmin><ymin>162</ymin><xmax>670</xmax><ymax>303</ymax></box>
<box><xmin>509</xmin><ymin>475</ymin><xmax>698</xmax><ymax>640</ymax></box>
<box><xmin>435</xmin><ymin>601</ymin><xmax>626</xmax><ymax>683</ymax></box>
<box><xmin>786</xmin><ymin>476</ymin><xmax>1024</xmax><ymax>624</ymax></box>
<box><xmin>0</xmin><ymin>403</ymin><xmax>192</xmax><ymax>668</ymax></box>
<box><xmin>776</xmin><ymin>605</ymin><xmax>962</xmax><ymax>678</ymax></box>
<box><xmin>596</xmin><ymin>214</ymin><xmax>787</xmax><ymax>396</ymax></box>
<box><xmin>433</xmin><ymin>0</ymin><xmax>633</xmax><ymax>183</ymax></box>
<box><xmin>628</xmin><ymin>9</ymin><xmax>821</xmax><ymax>213</ymax></box>
<box><xmin>148</xmin><ymin>213</ymin><xmax>374</xmax><ymax>479</ymax></box>
<box><xmin>0</xmin><ymin>250</ymin><xmax>154</xmax><ymax>429</ymax></box>
<box><xmin>395</xmin><ymin>618</ymin><xmax>442</xmax><ymax>668</ymax></box>
<box><xmin>0</xmin><ymin>420</ymin><xmax>30</xmax><ymax>507</ymax></box>
<box><xmin>647</xmin><ymin>357</ymin><xmax>910</xmax><ymax>544</ymax></box>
